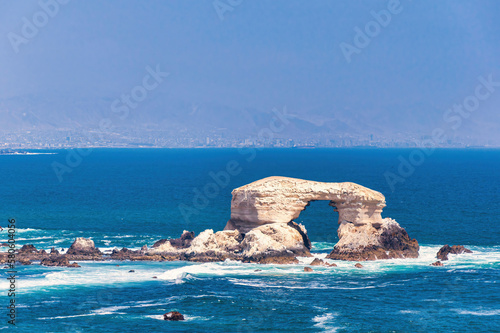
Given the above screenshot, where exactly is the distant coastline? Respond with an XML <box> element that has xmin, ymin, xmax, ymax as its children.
<box><xmin>0</xmin><ymin>149</ymin><xmax>57</xmax><ymax>155</ymax></box>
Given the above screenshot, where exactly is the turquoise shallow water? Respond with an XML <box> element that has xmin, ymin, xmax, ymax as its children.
<box><xmin>0</xmin><ymin>148</ymin><xmax>499</xmax><ymax>332</ymax></box>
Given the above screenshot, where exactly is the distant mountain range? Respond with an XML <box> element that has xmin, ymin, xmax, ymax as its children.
<box><xmin>0</xmin><ymin>94</ymin><xmax>498</xmax><ymax>145</ymax></box>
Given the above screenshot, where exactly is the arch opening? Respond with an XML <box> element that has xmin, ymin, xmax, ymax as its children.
<box><xmin>293</xmin><ymin>200</ymin><xmax>339</xmax><ymax>249</ymax></box>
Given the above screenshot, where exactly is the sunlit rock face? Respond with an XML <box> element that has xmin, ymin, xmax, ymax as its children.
<box><xmin>224</xmin><ymin>176</ymin><xmax>419</xmax><ymax>261</ymax></box>
<box><xmin>225</xmin><ymin>176</ymin><xmax>386</xmax><ymax>232</ymax></box>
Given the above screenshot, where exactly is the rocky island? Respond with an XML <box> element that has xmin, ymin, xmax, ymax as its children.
<box><xmin>3</xmin><ymin>176</ymin><xmax>425</xmax><ymax>266</ymax></box>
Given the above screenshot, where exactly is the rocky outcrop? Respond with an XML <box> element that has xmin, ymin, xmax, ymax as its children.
<box><xmin>431</xmin><ymin>261</ymin><xmax>444</xmax><ymax>266</ymax></box>
<box><xmin>18</xmin><ymin>244</ymin><xmax>39</xmax><ymax>254</ymax></box>
<box><xmin>67</xmin><ymin>238</ymin><xmax>102</xmax><ymax>257</ymax></box>
<box><xmin>40</xmin><ymin>256</ymin><xmax>80</xmax><ymax>267</ymax></box>
<box><xmin>3</xmin><ymin>177</ymin><xmax>422</xmax><ymax>265</ymax></box>
<box><xmin>224</xmin><ymin>176</ymin><xmax>418</xmax><ymax>261</ymax></box>
<box><xmin>164</xmin><ymin>311</ymin><xmax>184</xmax><ymax>321</ymax></box>
<box><xmin>310</xmin><ymin>258</ymin><xmax>337</xmax><ymax>267</ymax></box>
<box><xmin>152</xmin><ymin>231</ymin><xmax>195</xmax><ymax>250</ymax></box>
<box><xmin>326</xmin><ymin>218</ymin><xmax>419</xmax><ymax>261</ymax></box>
<box><xmin>148</xmin><ymin>222</ymin><xmax>311</xmax><ymax>264</ymax></box>
<box><xmin>224</xmin><ymin>176</ymin><xmax>387</xmax><ymax>233</ymax></box>
<box><xmin>436</xmin><ymin>245</ymin><xmax>472</xmax><ymax>261</ymax></box>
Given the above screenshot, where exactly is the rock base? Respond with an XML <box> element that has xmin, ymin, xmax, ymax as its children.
<box><xmin>326</xmin><ymin>218</ymin><xmax>419</xmax><ymax>261</ymax></box>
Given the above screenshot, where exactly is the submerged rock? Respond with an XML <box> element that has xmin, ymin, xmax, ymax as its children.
<box><xmin>431</xmin><ymin>261</ymin><xmax>444</xmax><ymax>267</ymax></box>
<box><xmin>163</xmin><ymin>311</ymin><xmax>184</xmax><ymax>321</ymax></box>
<box><xmin>436</xmin><ymin>245</ymin><xmax>472</xmax><ymax>261</ymax></box>
<box><xmin>354</xmin><ymin>263</ymin><xmax>364</xmax><ymax>268</ymax></box>
<box><xmin>304</xmin><ymin>267</ymin><xmax>313</xmax><ymax>272</ymax></box>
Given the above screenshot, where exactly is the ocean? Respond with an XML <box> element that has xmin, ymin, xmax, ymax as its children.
<box><xmin>1</xmin><ymin>148</ymin><xmax>499</xmax><ymax>332</ymax></box>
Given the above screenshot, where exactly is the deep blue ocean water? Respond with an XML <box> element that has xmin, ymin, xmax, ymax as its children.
<box><xmin>0</xmin><ymin>148</ymin><xmax>499</xmax><ymax>332</ymax></box>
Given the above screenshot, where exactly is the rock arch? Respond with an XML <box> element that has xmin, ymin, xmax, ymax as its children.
<box><xmin>224</xmin><ymin>176</ymin><xmax>419</xmax><ymax>261</ymax></box>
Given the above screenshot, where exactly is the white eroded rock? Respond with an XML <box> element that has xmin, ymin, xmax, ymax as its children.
<box><xmin>225</xmin><ymin>176</ymin><xmax>386</xmax><ymax>233</ymax></box>
<box><xmin>240</xmin><ymin>223</ymin><xmax>309</xmax><ymax>257</ymax></box>
<box><xmin>67</xmin><ymin>237</ymin><xmax>102</xmax><ymax>256</ymax></box>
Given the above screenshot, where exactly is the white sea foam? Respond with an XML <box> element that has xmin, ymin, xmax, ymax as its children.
<box><xmin>453</xmin><ymin>309</ymin><xmax>500</xmax><ymax>316</ymax></box>
<box><xmin>5</xmin><ymin>245</ymin><xmax>499</xmax><ymax>292</ymax></box>
<box><xmin>13</xmin><ymin>236</ymin><xmax>53</xmax><ymax>241</ymax></box>
<box><xmin>226</xmin><ymin>278</ymin><xmax>378</xmax><ymax>290</ymax></box>
<box><xmin>38</xmin><ymin>305</ymin><xmax>130</xmax><ymax>320</ymax></box>
<box><xmin>312</xmin><ymin>312</ymin><xmax>341</xmax><ymax>333</ymax></box>
<box><xmin>145</xmin><ymin>314</ymin><xmax>164</xmax><ymax>320</ymax></box>
<box><xmin>1</xmin><ymin>263</ymin><xmax>166</xmax><ymax>291</ymax></box>
<box><xmin>92</xmin><ymin>305</ymin><xmax>130</xmax><ymax>315</ymax></box>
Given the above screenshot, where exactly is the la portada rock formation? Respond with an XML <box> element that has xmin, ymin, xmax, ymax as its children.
<box><xmin>149</xmin><ymin>176</ymin><xmax>419</xmax><ymax>263</ymax></box>
<box><xmin>4</xmin><ymin>176</ymin><xmax>419</xmax><ymax>266</ymax></box>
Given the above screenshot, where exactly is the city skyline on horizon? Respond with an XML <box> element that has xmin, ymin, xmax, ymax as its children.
<box><xmin>1</xmin><ymin>1</ymin><xmax>499</xmax><ymax>147</ymax></box>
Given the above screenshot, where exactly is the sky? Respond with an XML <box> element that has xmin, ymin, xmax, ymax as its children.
<box><xmin>0</xmin><ymin>0</ymin><xmax>499</xmax><ymax>144</ymax></box>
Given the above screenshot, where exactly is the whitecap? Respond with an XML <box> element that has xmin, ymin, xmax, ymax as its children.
<box><xmin>312</xmin><ymin>312</ymin><xmax>341</xmax><ymax>333</ymax></box>
<box><xmin>453</xmin><ymin>309</ymin><xmax>500</xmax><ymax>316</ymax></box>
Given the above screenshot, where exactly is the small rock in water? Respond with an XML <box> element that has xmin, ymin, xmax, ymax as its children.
<box><xmin>163</xmin><ymin>311</ymin><xmax>184</xmax><ymax>321</ymax></box>
<box><xmin>152</xmin><ymin>276</ymin><xmax>158</xmax><ymax>279</ymax></box>
<box><xmin>431</xmin><ymin>261</ymin><xmax>444</xmax><ymax>266</ymax></box>
<box><xmin>436</xmin><ymin>245</ymin><xmax>472</xmax><ymax>261</ymax></box>
<box><xmin>69</xmin><ymin>262</ymin><xmax>81</xmax><ymax>268</ymax></box>
<box><xmin>129</xmin><ymin>270</ymin><xmax>135</xmax><ymax>273</ymax></box>
<box><xmin>354</xmin><ymin>263</ymin><xmax>363</xmax><ymax>268</ymax></box>
<box><xmin>304</xmin><ymin>267</ymin><xmax>313</xmax><ymax>272</ymax></box>
<box><xmin>254</xmin><ymin>269</ymin><xmax>262</xmax><ymax>272</ymax></box>
<box><xmin>310</xmin><ymin>258</ymin><xmax>325</xmax><ymax>266</ymax></box>
<box><xmin>67</xmin><ymin>237</ymin><xmax>102</xmax><ymax>256</ymax></box>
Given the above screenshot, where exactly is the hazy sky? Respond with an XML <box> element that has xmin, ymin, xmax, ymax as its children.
<box><xmin>0</xmin><ymin>0</ymin><xmax>499</xmax><ymax>142</ymax></box>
